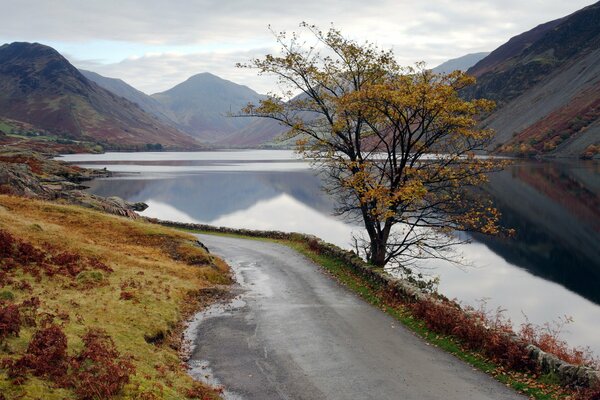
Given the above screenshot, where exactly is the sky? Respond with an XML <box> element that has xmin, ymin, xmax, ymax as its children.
<box><xmin>0</xmin><ymin>0</ymin><xmax>595</xmax><ymax>95</ymax></box>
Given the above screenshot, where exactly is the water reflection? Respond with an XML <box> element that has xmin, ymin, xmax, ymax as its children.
<box><xmin>68</xmin><ymin>151</ymin><xmax>600</xmax><ymax>353</ymax></box>
<box><xmin>479</xmin><ymin>160</ymin><xmax>600</xmax><ymax>304</ymax></box>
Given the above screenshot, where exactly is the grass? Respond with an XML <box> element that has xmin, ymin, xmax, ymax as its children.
<box><xmin>0</xmin><ymin>121</ymin><xmax>14</xmax><ymax>133</ymax></box>
<box><xmin>187</xmin><ymin>228</ymin><xmax>575</xmax><ymax>400</ymax></box>
<box><xmin>0</xmin><ymin>196</ymin><xmax>231</xmax><ymax>399</ymax></box>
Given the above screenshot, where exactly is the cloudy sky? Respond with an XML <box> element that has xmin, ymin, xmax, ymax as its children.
<box><xmin>0</xmin><ymin>0</ymin><xmax>594</xmax><ymax>94</ymax></box>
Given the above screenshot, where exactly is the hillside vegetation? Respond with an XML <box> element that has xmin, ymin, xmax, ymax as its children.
<box><xmin>464</xmin><ymin>1</ymin><xmax>600</xmax><ymax>158</ymax></box>
<box><xmin>0</xmin><ymin>195</ymin><xmax>231</xmax><ymax>399</ymax></box>
<box><xmin>0</xmin><ymin>42</ymin><xmax>201</xmax><ymax>151</ymax></box>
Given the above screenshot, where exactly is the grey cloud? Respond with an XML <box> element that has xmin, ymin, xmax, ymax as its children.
<box><xmin>1</xmin><ymin>0</ymin><xmax>593</xmax><ymax>45</ymax></box>
<box><xmin>3</xmin><ymin>0</ymin><xmax>595</xmax><ymax>93</ymax></box>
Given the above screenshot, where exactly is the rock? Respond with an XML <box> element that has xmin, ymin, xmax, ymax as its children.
<box><xmin>0</xmin><ymin>147</ymin><xmax>142</xmax><ymax>219</ymax></box>
<box><xmin>195</xmin><ymin>240</ymin><xmax>210</xmax><ymax>254</ymax></box>
<box><xmin>132</xmin><ymin>202</ymin><xmax>148</xmax><ymax>212</ymax></box>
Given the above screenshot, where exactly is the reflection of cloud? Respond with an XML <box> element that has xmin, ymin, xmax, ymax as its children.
<box><xmin>139</xmin><ymin>199</ymin><xmax>200</xmax><ymax>223</ymax></box>
<box><xmin>429</xmin><ymin>242</ymin><xmax>600</xmax><ymax>354</ymax></box>
<box><xmin>212</xmin><ymin>193</ymin><xmax>362</xmax><ymax>248</ymax></box>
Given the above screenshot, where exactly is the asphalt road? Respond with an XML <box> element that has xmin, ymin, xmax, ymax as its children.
<box><xmin>189</xmin><ymin>234</ymin><xmax>525</xmax><ymax>400</ymax></box>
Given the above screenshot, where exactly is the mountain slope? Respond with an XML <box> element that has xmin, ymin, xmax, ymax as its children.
<box><xmin>0</xmin><ymin>42</ymin><xmax>201</xmax><ymax>150</ymax></box>
<box><xmin>432</xmin><ymin>52</ymin><xmax>490</xmax><ymax>74</ymax></box>
<box><xmin>152</xmin><ymin>73</ymin><xmax>266</xmax><ymax>144</ymax></box>
<box><xmin>80</xmin><ymin>69</ymin><xmax>180</xmax><ymax>127</ymax></box>
<box><xmin>464</xmin><ymin>2</ymin><xmax>600</xmax><ymax>158</ymax></box>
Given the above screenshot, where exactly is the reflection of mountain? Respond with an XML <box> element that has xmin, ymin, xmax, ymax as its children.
<box><xmin>476</xmin><ymin>161</ymin><xmax>600</xmax><ymax>304</ymax></box>
<box><xmin>84</xmin><ymin>157</ymin><xmax>600</xmax><ymax>306</ymax></box>
<box><xmin>86</xmin><ymin>170</ymin><xmax>335</xmax><ymax>222</ymax></box>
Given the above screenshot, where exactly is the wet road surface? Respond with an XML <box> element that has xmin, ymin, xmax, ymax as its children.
<box><xmin>188</xmin><ymin>234</ymin><xmax>525</xmax><ymax>400</ymax></box>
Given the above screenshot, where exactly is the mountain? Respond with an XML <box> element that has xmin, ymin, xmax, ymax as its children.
<box><xmin>151</xmin><ymin>73</ymin><xmax>266</xmax><ymax>144</ymax></box>
<box><xmin>0</xmin><ymin>42</ymin><xmax>201</xmax><ymax>150</ymax></box>
<box><xmin>80</xmin><ymin>69</ymin><xmax>179</xmax><ymax>127</ymax></box>
<box><xmin>431</xmin><ymin>52</ymin><xmax>490</xmax><ymax>74</ymax></box>
<box><xmin>464</xmin><ymin>2</ymin><xmax>600</xmax><ymax>158</ymax></box>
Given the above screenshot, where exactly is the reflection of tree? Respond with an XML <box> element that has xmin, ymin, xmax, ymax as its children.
<box><xmin>85</xmin><ymin>159</ymin><xmax>600</xmax><ymax>305</ymax></box>
<box><xmin>477</xmin><ymin>161</ymin><xmax>600</xmax><ymax>304</ymax></box>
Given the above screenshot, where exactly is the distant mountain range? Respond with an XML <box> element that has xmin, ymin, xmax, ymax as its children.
<box><xmin>1</xmin><ymin>1</ymin><xmax>598</xmax><ymax>156</ymax></box>
<box><xmin>431</xmin><ymin>52</ymin><xmax>490</xmax><ymax>74</ymax></box>
<box><xmin>464</xmin><ymin>1</ymin><xmax>600</xmax><ymax>158</ymax></box>
<box><xmin>0</xmin><ymin>42</ymin><xmax>201</xmax><ymax>150</ymax></box>
<box><xmin>83</xmin><ymin>69</ymin><xmax>281</xmax><ymax>147</ymax></box>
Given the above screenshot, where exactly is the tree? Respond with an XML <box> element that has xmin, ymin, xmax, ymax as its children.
<box><xmin>239</xmin><ymin>24</ymin><xmax>506</xmax><ymax>268</ymax></box>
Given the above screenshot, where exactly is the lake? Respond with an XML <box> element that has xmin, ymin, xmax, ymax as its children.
<box><xmin>59</xmin><ymin>150</ymin><xmax>600</xmax><ymax>355</ymax></box>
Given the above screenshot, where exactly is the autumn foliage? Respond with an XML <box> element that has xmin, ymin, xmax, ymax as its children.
<box><xmin>3</xmin><ymin>324</ymin><xmax>134</xmax><ymax>398</ymax></box>
<box><xmin>6</xmin><ymin>324</ymin><xmax>70</xmax><ymax>383</ymax></box>
<box><xmin>410</xmin><ymin>299</ymin><xmax>535</xmax><ymax>370</ymax></box>
<box><xmin>70</xmin><ymin>329</ymin><xmax>135</xmax><ymax>399</ymax></box>
<box><xmin>0</xmin><ymin>228</ymin><xmax>113</xmax><ymax>280</ymax></box>
<box><xmin>242</xmin><ymin>24</ymin><xmax>506</xmax><ymax>267</ymax></box>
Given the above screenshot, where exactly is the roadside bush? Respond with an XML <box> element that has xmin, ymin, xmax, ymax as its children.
<box><xmin>410</xmin><ymin>299</ymin><xmax>534</xmax><ymax>371</ymax></box>
<box><xmin>520</xmin><ymin>317</ymin><xmax>599</xmax><ymax>368</ymax></box>
<box><xmin>307</xmin><ymin>238</ymin><xmax>322</xmax><ymax>254</ymax></box>
<box><xmin>185</xmin><ymin>381</ymin><xmax>223</xmax><ymax>399</ymax></box>
<box><xmin>70</xmin><ymin>329</ymin><xmax>135</xmax><ymax>399</ymax></box>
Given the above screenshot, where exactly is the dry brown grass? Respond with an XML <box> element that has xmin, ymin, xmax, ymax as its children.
<box><xmin>0</xmin><ymin>194</ymin><xmax>231</xmax><ymax>399</ymax></box>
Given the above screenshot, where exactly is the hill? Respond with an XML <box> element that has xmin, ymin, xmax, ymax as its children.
<box><xmin>80</xmin><ymin>69</ymin><xmax>180</xmax><ymax>127</ymax></box>
<box><xmin>464</xmin><ymin>2</ymin><xmax>600</xmax><ymax>158</ymax></box>
<box><xmin>0</xmin><ymin>42</ymin><xmax>201</xmax><ymax>150</ymax></box>
<box><xmin>152</xmin><ymin>72</ymin><xmax>266</xmax><ymax>144</ymax></box>
<box><xmin>431</xmin><ymin>52</ymin><xmax>490</xmax><ymax>74</ymax></box>
<box><xmin>0</xmin><ymin>194</ymin><xmax>229</xmax><ymax>398</ymax></box>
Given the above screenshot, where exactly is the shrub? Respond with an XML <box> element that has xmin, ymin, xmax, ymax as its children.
<box><xmin>307</xmin><ymin>238</ymin><xmax>322</xmax><ymax>254</ymax></box>
<box><xmin>120</xmin><ymin>291</ymin><xmax>135</xmax><ymax>301</ymax></box>
<box><xmin>0</xmin><ymin>229</ymin><xmax>113</xmax><ymax>280</ymax></box>
<box><xmin>18</xmin><ymin>296</ymin><xmax>40</xmax><ymax>327</ymax></box>
<box><xmin>0</xmin><ymin>290</ymin><xmax>15</xmax><ymax>301</ymax></box>
<box><xmin>70</xmin><ymin>329</ymin><xmax>135</xmax><ymax>399</ymax></box>
<box><xmin>0</xmin><ymin>303</ymin><xmax>21</xmax><ymax>341</ymax></box>
<box><xmin>4</xmin><ymin>324</ymin><xmax>69</xmax><ymax>385</ymax></box>
<box><xmin>576</xmin><ymin>387</ymin><xmax>600</xmax><ymax>400</ymax></box>
<box><xmin>76</xmin><ymin>270</ymin><xmax>105</xmax><ymax>287</ymax></box>
<box><xmin>410</xmin><ymin>299</ymin><xmax>534</xmax><ymax>371</ymax></box>
<box><xmin>185</xmin><ymin>381</ymin><xmax>223</xmax><ymax>399</ymax></box>
<box><xmin>520</xmin><ymin>316</ymin><xmax>599</xmax><ymax>368</ymax></box>
<box><xmin>49</xmin><ymin>251</ymin><xmax>86</xmax><ymax>277</ymax></box>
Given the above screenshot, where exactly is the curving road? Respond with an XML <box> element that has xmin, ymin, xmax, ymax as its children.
<box><xmin>189</xmin><ymin>234</ymin><xmax>525</xmax><ymax>400</ymax></box>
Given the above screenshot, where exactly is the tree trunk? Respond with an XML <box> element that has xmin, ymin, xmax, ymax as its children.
<box><xmin>368</xmin><ymin>221</ymin><xmax>392</xmax><ymax>267</ymax></box>
<box><xmin>370</xmin><ymin>239</ymin><xmax>387</xmax><ymax>267</ymax></box>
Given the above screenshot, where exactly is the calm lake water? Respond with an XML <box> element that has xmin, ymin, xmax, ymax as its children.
<box><xmin>60</xmin><ymin>150</ymin><xmax>600</xmax><ymax>355</ymax></box>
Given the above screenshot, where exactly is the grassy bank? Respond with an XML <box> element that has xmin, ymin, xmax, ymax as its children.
<box><xmin>0</xmin><ymin>195</ymin><xmax>231</xmax><ymax>399</ymax></box>
<box><xmin>186</xmin><ymin>228</ymin><xmax>597</xmax><ymax>400</ymax></box>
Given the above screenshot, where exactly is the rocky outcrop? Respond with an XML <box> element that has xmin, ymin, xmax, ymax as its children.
<box><xmin>0</xmin><ymin>147</ymin><xmax>147</xmax><ymax>217</ymax></box>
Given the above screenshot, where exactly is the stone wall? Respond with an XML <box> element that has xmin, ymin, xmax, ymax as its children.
<box><xmin>152</xmin><ymin>219</ymin><xmax>600</xmax><ymax>389</ymax></box>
